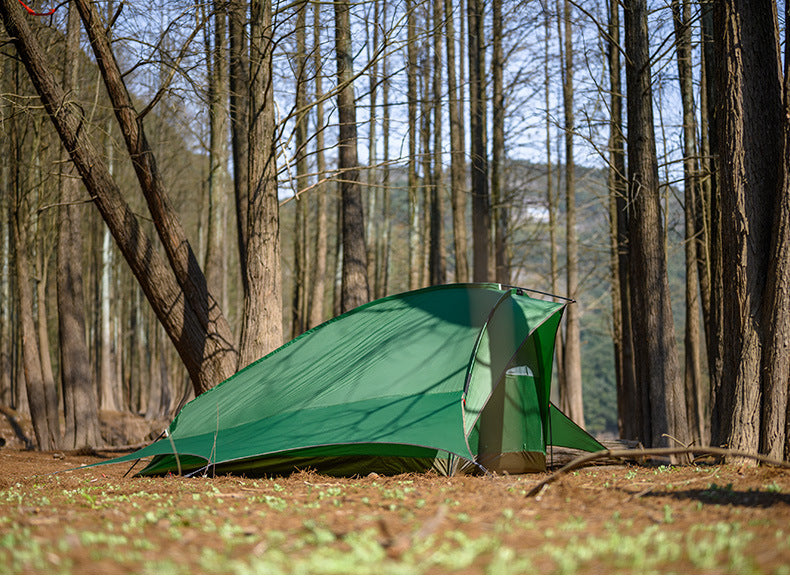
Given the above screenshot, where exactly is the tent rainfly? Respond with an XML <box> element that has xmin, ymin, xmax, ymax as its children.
<box><xmin>99</xmin><ymin>284</ymin><xmax>604</xmax><ymax>477</ymax></box>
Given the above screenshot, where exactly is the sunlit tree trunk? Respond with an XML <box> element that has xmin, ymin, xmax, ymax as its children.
<box><xmin>204</xmin><ymin>0</ymin><xmax>231</xmax><ymax>311</ymax></box>
<box><xmin>672</xmin><ymin>0</ymin><xmax>706</xmax><ymax>445</ymax></box>
<box><xmin>607</xmin><ymin>0</ymin><xmax>637</xmax><ymax>440</ymax></box>
<box><xmin>491</xmin><ymin>0</ymin><xmax>508</xmax><ymax>285</ymax></box>
<box><xmin>308</xmin><ymin>0</ymin><xmax>329</xmax><ymax>328</ymax></box>
<box><xmin>444</xmin><ymin>0</ymin><xmax>468</xmax><ymax>284</ymax></box>
<box><xmin>58</xmin><ymin>2</ymin><xmax>101</xmax><ymax>448</ymax></box>
<box><xmin>559</xmin><ymin>0</ymin><xmax>584</xmax><ymax>428</ymax></box>
<box><xmin>335</xmin><ymin>0</ymin><xmax>370</xmax><ymax>311</ymax></box>
<box><xmin>711</xmin><ymin>0</ymin><xmax>783</xmax><ymax>457</ymax></box>
<box><xmin>624</xmin><ymin>0</ymin><xmax>689</xmax><ymax>456</ymax></box>
<box><xmin>407</xmin><ymin>0</ymin><xmax>420</xmax><ymax>290</ymax></box>
<box><xmin>240</xmin><ymin>0</ymin><xmax>283</xmax><ymax>365</ymax></box>
<box><xmin>9</xmin><ymin>109</ymin><xmax>54</xmax><ymax>451</ymax></box>
<box><xmin>468</xmin><ymin>0</ymin><xmax>490</xmax><ymax>281</ymax></box>
<box><xmin>292</xmin><ymin>0</ymin><xmax>309</xmax><ymax>337</ymax></box>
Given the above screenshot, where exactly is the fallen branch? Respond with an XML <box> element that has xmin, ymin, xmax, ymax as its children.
<box><xmin>526</xmin><ymin>446</ymin><xmax>790</xmax><ymax>498</ymax></box>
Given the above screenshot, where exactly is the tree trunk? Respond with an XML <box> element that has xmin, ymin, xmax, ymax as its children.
<box><xmin>560</xmin><ymin>0</ymin><xmax>584</xmax><ymax>428</ymax></box>
<box><xmin>624</xmin><ymin>0</ymin><xmax>689</xmax><ymax>456</ymax></box>
<box><xmin>308</xmin><ymin>0</ymin><xmax>329</xmax><ymax>328</ymax></box>
<box><xmin>444</xmin><ymin>0</ymin><xmax>468</xmax><ymax>284</ymax></box>
<box><xmin>335</xmin><ymin>0</ymin><xmax>370</xmax><ymax>312</ymax></box>
<box><xmin>544</xmin><ymin>0</ymin><xmax>565</xmax><ymax>395</ymax></box>
<box><xmin>377</xmin><ymin>1</ymin><xmax>392</xmax><ymax>298</ymax></box>
<box><xmin>764</xmin><ymin>2</ymin><xmax>790</xmax><ymax>461</ymax></box>
<box><xmin>672</xmin><ymin>0</ymin><xmax>706</xmax><ymax>445</ymax></box>
<box><xmin>407</xmin><ymin>0</ymin><xmax>420</xmax><ymax>290</ymax></box>
<box><xmin>468</xmin><ymin>0</ymin><xmax>490</xmax><ymax>281</ymax></box>
<box><xmin>9</xmin><ymin>110</ymin><xmax>54</xmax><ymax>451</ymax></box>
<box><xmin>229</xmin><ymin>0</ymin><xmax>250</xmax><ymax>287</ymax></box>
<box><xmin>204</xmin><ymin>0</ymin><xmax>231</xmax><ymax>310</ymax></box>
<box><xmin>58</xmin><ymin>2</ymin><xmax>102</xmax><ymax>449</ymax></box>
<box><xmin>292</xmin><ymin>1</ymin><xmax>309</xmax><ymax>338</ymax></box>
<box><xmin>711</xmin><ymin>0</ymin><xmax>783</xmax><ymax>456</ymax></box>
<box><xmin>240</xmin><ymin>0</ymin><xmax>283</xmax><ymax>366</ymax></box>
<box><xmin>607</xmin><ymin>0</ymin><xmax>637</xmax><ymax>440</ymax></box>
<box><xmin>491</xmin><ymin>0</ymin><xmax>508</xmax><ymax>285</ymax></box>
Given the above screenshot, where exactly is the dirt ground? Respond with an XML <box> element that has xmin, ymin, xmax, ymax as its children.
<box><xmin>2</xmin><ymin>412</ymin><xmax>790</xmax><ymax>573</ymax></box>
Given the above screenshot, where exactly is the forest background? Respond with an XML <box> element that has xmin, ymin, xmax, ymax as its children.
<box><xmin>1</xmin><ymin>0</ymin><xmax>789</xmax><ymax>465</ymax></box>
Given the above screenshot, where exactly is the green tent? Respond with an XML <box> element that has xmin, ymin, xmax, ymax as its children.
<box><xmin>101</xmin><ymin>284</ymin><xmax>603</xmax><ymax>477</ymax></box>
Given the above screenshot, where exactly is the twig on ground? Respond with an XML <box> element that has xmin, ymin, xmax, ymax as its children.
<box><xmin>526</xmin><ymin>446</ymin><xmax>790</xmax><ymax>498</ymax></box>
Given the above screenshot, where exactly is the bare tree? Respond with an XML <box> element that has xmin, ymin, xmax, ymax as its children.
<box><xmin>308</xmin><ymin>0</ymin><xmax>329</xmax><ymax>327</ymax></box>
<box><xmin>711</xmin><ymin>0</ymin><xmax>783</xmax><ymax>456</ymax></box>
<box><xmin>559</xmin><ymin>0</ymin><xmax>584</xmax><ymax>428</ymax></box>
<box><xmin>624</xmin><ymin>0</ymin><xmax>689</xmax><ymax>455</ymax></box>
<box><xmin>444</xmin><ymin>0</ymin><xmax>468</xmax><ymax>284</ymax></box>
<box><xmin>335</xmin><ymin>0</ymin><xmax>370</xmax><ymax>311</ymax></box>
<box><xmin>240</xmin><ymin>0</ymin><xmax>283</xmax><ymax>365</ymax></box>
<box><xmin>606</xmin><ymin>0</ymin><xmax>637</xmax><ymax>440</ymax></box>
<box><xmin>672</xmin><ymin>0</ymin><xmax>706</xmax><ymax>444</ymax></box>
<box><xmin>468</xmin><ymin>0</ymin><xmax>490</xmax><ymax>281</ymax></box>
<box><xmin>57</xmin><ymin>1</ymin><xmax>101</xmax><ymax>448</ymax></box>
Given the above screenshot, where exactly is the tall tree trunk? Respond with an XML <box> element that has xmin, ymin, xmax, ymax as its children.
<box><xmin>763</xmin><ymin>2</ymin><xmax>790</xmax><ymax>461</ymax></box>
<box><xmin>365</xmin><ymin>0</ymin><xmax>380</xmax><ymax>289</ymax></box>
<box><xmin>292</xmin><ymin>1</ymin><xmax>309</xmax><ymax>337</ymax></box>
<box><xmin>377</xmin><ymin>1</ymin><xmax>392</xmax><ymax>298</ymax></box>
<box><xmin>468</xmin><ymin>0</ymin><xmax>490</xmax><ymax>281</ymax></box>
<box><xmin>30</xmin><ymin>119</ymin><xmax>59</xmax><ymax>441</ymax></box>
<box><xmin>560</xmin><ymin>0</ymin><xmax>584</xmax><ymax>428</ymax></box>
<box><xmin>607</xmin><ymin>0</ymin><xmax>637</xmax><ymax>440</ymax></box>
<box><xmin>240</xmin><ymin>0</ymin><xmax>283</xmax><ymax>365</ymax></box>
<box><xmin>9</xmin><ymin>110</ymin><xmax>54</xmax><ymax>451</ymax></box>
<box><xmin>308</xmin><ymin>0</ymin><xmax>329</xmax><ymax>328</ymax></box>
<box><xmin>335</xmin><ymin>0</ymin><xmax>370</xmax><ymax>311</ymax></box>
<box><xmin>701</xmin><ymin>0</ymin><xmax>725</xmax><ymax>448</ymax></box>
<box><xmin>624</xmin><ymin>0</ymin><xmax>689</xmax><ymax>455</ymax></box>
<box><xmin>429</xmin><ymin>0</ymin><xmax>445</xmax><ymax>287</ymax></box>
<box><xmin>0</xmin><ymin>0</ymin><xmax>238</xmax><ymax>395</ymax></box>
<box><xmin>672</xmin><ymin>0</ymin><xmax>706</xmax><ymax>445</ymax></box>
<box><xmin>445</xmin><ymin>0</ymin><xmax>468</xmax><ymax>284</ymax></box>
<box><xmin>491</xmin><ymin>0</ymin><xmax>508</xmax><ymax>285</ymax></box>
<box><xmin>711</xmin><ymin>0</ymin><xmax>783</xmax><ymax>456</ymax></box>
<box><xmin>544</xmin><ymin>0</ymin><xmax>565</xmax><ymax>394</ymax></box>
<box><xmin>58</xmin><ymin>2</ymin><xmax>102</xmax><ymax>449</ymax></box>
<box><xmin>205</xmin><ymin>0</ymin><xmax>231</xmax><ymax>309</ymax></box>
<box><xmin>407</xmin><ymin>0</ymin><xmax>420</xmax><ymax>290</ymax></box>
<box><xmin>229</xmin><ymin>0</ymin><xmax>250</xmax><ymax>286</ymax></box>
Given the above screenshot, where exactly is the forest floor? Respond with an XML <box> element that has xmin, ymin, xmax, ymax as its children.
<box><xmin>1</xmin><ymin>415</ymin><xmax>790</xmax><ymax>573</ymax></box>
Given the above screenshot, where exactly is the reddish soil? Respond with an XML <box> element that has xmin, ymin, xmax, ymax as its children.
<box><xmin>2</xmin><ymin>414</ymin><xmax>790</xmax><ymax>573</ymax></box>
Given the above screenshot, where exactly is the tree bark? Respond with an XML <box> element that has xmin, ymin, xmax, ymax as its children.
<box><xmin>672</xmin><ymin>0</ymin><xmax>706</xmax><ymax>445</ymax></box>
<box><xmin>229</xmin><ymin>0</ymin><xmax>250</xmax><ymax>286</ymax></box>
<box><xmin>711</xmin><ymin>0</ymin><xmax>783</xmax><ymax>456</ymax></box>
<box><xmin>491</xmin><ymin>0</ymin><xmax>508</xmax><ymax>285</ymax></box>
<box><xmin>607</xmin><ymin>0</ymin><xmax>637</xmax><ymax>440</ymax></box>
<box><xmin>292</xmin><ymin>0</ymin><xmax>309</xmax><ymax>337</ymax></box>
<box><xmin>58</xmin><ymin>2</ymin><xmax>102</xmax><ymax>449</ymax></box>
<box><xmin>240</xmin><ymin>0</ymin><xmax>283</xmax><ymax>365</ymax></box>
<box><xmin>560</xmin><ymin>0</ymin><xmax>584</xmax><ymax>428</ymax></box>
<box><xmin>9</xmin><ymin>106</ymin><xmax>54</xmax><ymax>451</ymax></box>
<box><xmin>407</xmin><ymin>0</ymin><xmax>420</xmax><ymax>290</ymax></box>
<box><xmin>468</xmin><ymin>0</ymin><xmax>490</xmax><ymax>281</ymax></box>
<box><xmin>308</xmin><ymin>0</ymin><xmax>329</xmax><ymax>328</ymax></box>
<box><xmin>428</xmin><ymin>0</ymin><xmax>445</xmax><ymax>287</ymax></box>
<box><xmin>335</xmin><ymin>0</ymin><xmax>370</xmax><ymax>311</ymax></box>
<box><xmin>624</xmin><ymin>0</ymin><xmax>689</xmax><ymax>455</ymax></box>
<box><xmin>444</xmin><ymin>0</ymin><xmax>468</xmax><ymax>284</ymax></box>
<box><xmin>204</xmin><ymin>0</ymin><xmax>231</xmax><ymax>310</ymax></box>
